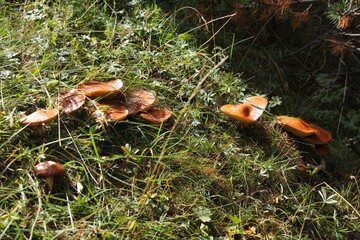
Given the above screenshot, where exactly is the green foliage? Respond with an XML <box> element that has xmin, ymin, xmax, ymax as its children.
<box><xmin>326</xmin><ymin>1</ymin><xmax>350</xmax><ymax>23</ymax></box>
<box><xmin>300</xmin><ymin>73</ymin><xmax>360</xmax><ymax>136</ymax></box>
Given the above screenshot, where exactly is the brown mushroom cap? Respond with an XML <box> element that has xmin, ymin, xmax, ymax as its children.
<box><xmin>34</xmin><ymin>161</ymin><xmax>66</xmax><ymax>177</ymax></box>
<box><xmin>20</xmin><ymin>109</ymin><xmax>59</xmax><ymax>126</ymax></box>
<box><xmin>220</xmin><ymin>102</ymin><xmax>265</xmax><ymax>125</ymax></box>
<box><xmin>108</xmin><ymin>79</ymin><xmax>123</xmax><ymax>90</ymax></box>
<box><xmin>78</xmin><ymin>79</ymin><xmax>123</xmax><ymax>99</ymax></box>
<box><xmin>138</xmin><ymin>108</ymin><xmax>172</xmax><ymax>124</ymax></box>
<box><xmin>90</xmin><ymin>100</ymin><xmax>129</xmax><ymax>123</ymax></box>
<box><xmin>124</xmin><ymin>90</ymin><xmax>156</xmax><ymax>115</ymax></box>
<box><xmin>276</xmin><ymin>116</ymin><xmax>315</xmax><ymax>137</ymax></box>
<box><xmin>59</xmin><ymin>89</ymin><xmax>86</xmax><ymax>114</ymax></box>
<box><xmin>302</xmin><ymin>123</ymin><xmax>332</xmax><ymax>145</ymax></box>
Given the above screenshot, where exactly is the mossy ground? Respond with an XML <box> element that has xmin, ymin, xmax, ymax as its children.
<box><xmin>0</xmin><ymin>1</ymin><xmax>359</xmax><ymax>239</ymax></box>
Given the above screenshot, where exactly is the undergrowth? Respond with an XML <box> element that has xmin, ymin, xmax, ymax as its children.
<box><xmin>0</xmin><ymin>0</ymin><xmax>359</xmax><ymax>239</ymax></box>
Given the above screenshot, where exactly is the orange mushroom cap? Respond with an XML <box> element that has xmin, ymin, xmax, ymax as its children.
<box><xmin>124</xmin><ymin>90</ymin><xmax>156</xmax><ymax>115</ymax></box>
<box><xmin>276</xmin><ymin>116</ymin><xmax>315</xmax><ymax>137</ymax></box>
<box><xmin>34</xmin><ymin>161</ymin><xmax>66</xmax><ymax>177</ymax></box>
<box><xmin>20</xmin><ymin>109</ymin><xmax>59</xmax><ymax>126</ymax></box>
<box><xmin>78</xmin><ymin>79</ymin><xmax>123</xmax><ymax>99</ymax></box>
<box><xmin>59</xmin><ymin>89</ymin><xmax>86</xmax><ymax>114</ymax></box>
<box><xmin>90</xmin><ymin>100</ymin><xmax>129</xmax><ymax>123</ymax></box>
<box><xmin>220</xmin><ymin>102</ymin><xmax>265</xmax><ymax>125</ymax></box>
<box><xmin>138</xmin><ymin>108</ymin><xmax>172</xmax><ymax>124</ymax></box>
<box><xmin>244</xmin><ymin>96</ymin><xmax>268</xmax><ymax>110</ymax></box>
<box><xmin>302</xmin><ymin>123</ymin><xmax>332</xmax><ymax>145</ymax></box>
<box><xmin>220</xmin><ymin>96</ymin><xmax>268</xmax><ymax>126</ymax></box>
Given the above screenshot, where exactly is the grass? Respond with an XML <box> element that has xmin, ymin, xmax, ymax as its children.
<box><xmin>0</xmin><ymin>0</ymin><xmax>359</xmax><ymax>239</ymax></box>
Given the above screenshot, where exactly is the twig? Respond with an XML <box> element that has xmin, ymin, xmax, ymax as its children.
<box><xmin>237</xmin><ymin>12</ymin><xmax>275</xmax><ymax>71</ymax></box>
<box><xmin>339</xmin><ymin>32</ymin><xmax>360</xmax><ymax>37</ymax></box>
<box><xmin>66</xmin><ymin>193</ymin><xmax>75</xmax><ymax>229</ymax></box>
<box><xmin>200</xmin><ymin>13</ymin><xmax>237</xmax><ymax>49</ymax></box>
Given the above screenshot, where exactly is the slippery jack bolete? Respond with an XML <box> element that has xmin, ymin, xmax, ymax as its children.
<box><xmin>220</xmin><ymin>96</ymin><xmax>268</xmax><ymax>127</ymax></box>
<box><xmin>20</xmin><ymin>109</ymin><xmax>59</xmax><ymax>126</ymax></box>
<box><xmin>90</xmin><ymin>100</ymin><xmax>129</xmax><ymax>123</ymax></box>
<box><xmin>34</xmin><ymin>161</ymin><xmax>66</xmax><ymax>192</ymax></box>
<box><xmin>138</xmin><ymin>108</ymin><xmax>172</xmax><ymax>124</ymax></box>
<box><xmin>59</xmin><ymin>89</ymin><xmax>86</xmax><ymax>114</ymax></box>
<box><xmin>302</xmin><ymin>123</ymin><xmax>333</xmax><ymax>145</ymax></box>
<box><xmin>78</xmin><ymin>79</ymin><xmax>123</xmax><ymax>99</ymax></box>
<box><xmin>276</xmin><ymin>116</ymin><xmax>315</xmax><ymax>137</ymax></box>
<box><xmin>277</xmin><ymin>116</ymin><xmax>332</xmax><ymax>172</ymax></box>
<box><xmin>306</xmin><ymin>144</ymin><xmax>330</xmax><ymax>172</ymax></box>
<box><xmin>276</xmin><ymin>116</ymin><xmax>332</xmax><ymax>144</ymax></box>
<box><xmin>315</xmin><ymin>145</ymin><xmax>331</xmax><ymax>157</ymax></box>
<box><xmin>124</xmin><ymin>90</ymin><xmax>156</xmax><ymax>115</ymax></box>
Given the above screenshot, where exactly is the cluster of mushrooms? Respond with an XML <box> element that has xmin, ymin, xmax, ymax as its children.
<box><xmin>23</xmin><ymin>91</ymin><xmax>333</xmax><ymax>191</ymax></box>
<box><xmin>20</xmin><ymin>79</ymin><xmax>172</xmax><ymax>192</ymax></box>
<box><xmin>220</xmin><ymin>95</ymin><xmax>332</xmax><ymax>171</ymax></box>
<box><xmin>20</xmin><ymin>79</ymin><xmax>172</xmax><ymax>126</ymax></box>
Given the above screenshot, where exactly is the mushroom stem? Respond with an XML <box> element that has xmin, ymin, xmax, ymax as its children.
<box><xmin>306</xmin><ymin>158</ymin><xmax>326</xmax><ymax>172</ymax></box>
<box><xmin>46</xmin><ymin>176</ymin><xmax>54</xmax><ymax>192</ymax></box>
<box><xmin>242</xmin><ymin>122</ymin><xmax>250</xmax><ymax>128</ymax></box>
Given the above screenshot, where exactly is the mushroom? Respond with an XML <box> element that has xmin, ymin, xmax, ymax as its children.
<box><xmin>276</xmin><ymin>116</ymin><xmax>315</xmax><ymax>137</ymax></box>
<box><xmin>306</xmin><ymin>158</ymin><xmax>326</xmax><ymax>172</ymax></box>
<box><xmin>220</xmin><ymin>96</ymin><xmax>268</xmax><ymax>127</ymax></box>
<box><xmin>302</xmin><ymin>123</ymin><xmax>332</xmax><ymax>145</ymax></box>
<box><xmin>304</xmin><ymin>145</ymin><xmax>331</xmax><ymax>172</ymax></box>
<box><xmin>138</xmin><ymin>108</ymin><xmax>172</xmax><ymax>124</ymax></box>
<box><xmin>78</xmin><ymin>79</ymin><xmax>123</xmax><ymax>100</ymax></box>
<box><xmin>108</xmin><ymin>79</ymin><xmax>124</xmax><ymax>90</ymax></box>
<box><xmin>20</xmin><ymin>109</ymin><xmax>59</xmax><ymax>126</ymax></box>
<box><xmin>315</xmin><ymin>145</ymin><xmax>331</xmax><ymax>157</ymax></box>
<box><xmin>59</xmin><ymin>89</ymin><xmax>86</xmax><ymax>114</ymax></box>
<box><xmin>90</xmin><ymin>100</ymin><xmax>129</xmax><ymax>123</ymax></box>
<box><xmin>34</xmin><ymin>161</ymin><xmax>66</xmax><ymax>192</ymax></box>
<box><xmin>123</xmin><ymin>90</ymin><xmax>156</xmax><ymax>115</ymax></box>
<box><xmin>244</xmin><ymin>96</ymin><xmax>268</xmax><ymax>110</ymax></box>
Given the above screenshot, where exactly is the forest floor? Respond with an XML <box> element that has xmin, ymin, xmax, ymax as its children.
<box><xmin>0</xmin><ymin>1</ymin><xmax>359</xmax><ymax>239</ymax></box>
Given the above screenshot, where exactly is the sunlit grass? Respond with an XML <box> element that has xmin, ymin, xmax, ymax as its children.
<box><xmin>0</xmin><ymin>1</ymin><xmax>359</xmax><ymax>239</ymax></box>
